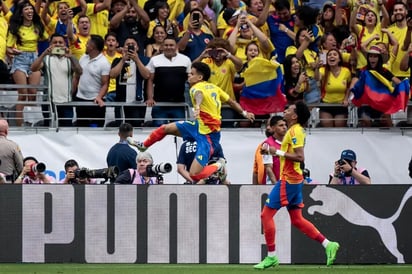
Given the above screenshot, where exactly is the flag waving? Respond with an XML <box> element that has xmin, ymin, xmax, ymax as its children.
<box><xmin>240</xmin><ymin>57</ymin><xmax>286</xmax><ymax>115</ymax></box>
<box><xmin>351</xmin><ymin>70</ymin><xmax>410</xmax><ymax>114</ymax></box>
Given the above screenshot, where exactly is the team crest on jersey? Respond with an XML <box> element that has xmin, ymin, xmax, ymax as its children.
<box><xmin>292</xmin><ymin>137</ymin><xmax>297</xmax><ymax>145</ymax></box>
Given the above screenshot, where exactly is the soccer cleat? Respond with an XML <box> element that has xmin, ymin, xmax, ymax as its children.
<box><xmin>253</xmin><ymin>255</ymin><xmax>279</xmax><ymax>270</ymax></box>
<box><xmin>325</xmin><ymin>241</ymin><xmax>340</xmax><ymax>266</ymax></box>
<box><xmin>126</xmin><ymin>137</ymin><xmax>147</xmax><ymax>152</ymax></box>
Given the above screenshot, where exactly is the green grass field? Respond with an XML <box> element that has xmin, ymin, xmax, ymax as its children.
<box><xmin>0</xmin><ymin>264</ymin><xmax>411</xmax><ymax>274</ymax></box>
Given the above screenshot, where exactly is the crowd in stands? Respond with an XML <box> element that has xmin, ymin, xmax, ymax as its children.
<box><xmin>0</xmin><ymin>0</ymin><xmax>412</xmax><ymax>127</ymax></box>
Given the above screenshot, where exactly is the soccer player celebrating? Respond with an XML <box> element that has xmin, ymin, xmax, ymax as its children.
<box><xmin>255</xmin><ymin>101</ymin><xmax>340</xmax><ymax>269</ymax></box>
<box><xmin>128</xmin><ymin>62</ymin><xmax>254</xmax><ymax>181</ymax></box>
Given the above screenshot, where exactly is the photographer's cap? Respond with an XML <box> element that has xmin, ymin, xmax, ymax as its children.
<box><xmin>340</xmin><ymin>149</ymin><xmax>356</xmax><ymax>162</ymax></box>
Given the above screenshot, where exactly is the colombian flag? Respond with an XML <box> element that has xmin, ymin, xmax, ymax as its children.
<box><xmin>240</xmin><ymin>57</ymin><xmax>286</xmax><ymax>115</ymax></box>
<box><xmin>351</xmin><ymin>70</ymin><xmax>410</xmax><ymax>114</ymax></box>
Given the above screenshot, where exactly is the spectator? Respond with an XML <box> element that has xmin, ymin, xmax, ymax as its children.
<box><xmin>128</xmin><ymin>62</ymin><xmax>254</xmax><ymax>182</ymax></box>
<box><xmin>103</xmin><ymin>32</ymin><xmax>122</xmax><ymax>102</ymax></box>
<box><xmin>146</xmin><ymin>25</ymin><xmax>166</xmax><ymax>58</ymax></box>
<box><xmin>109</xmin><ymin>36</ymin><xmax>150</xmax><ymax>127</ymax></box>
<box><xmin>31</xmin><ymin>33</ymin><xmax>83</xmax><ymax>127</ymax></box>
<box><xmin>294</xmin><ymin>5</ymin><xmax>322</xmax><ymax>53</ymax></box>
<box><xmin>329</xmin><ymin>149</ymin><xmax>371</xmax><ymax>185</ymax></box>
<box><xmin>237</xmin><ymin>43</ymin><xmax>286</xmax><ymax>127</ymax></box>
<box><xmin>68</xmin><ymin>15</ymin><xmax>91</xmax><ymax>60</ymax></box>
<box><xmin>195</xmin><ymin>38</ymin><xmax>242</xmax><ymax>100</ymax></box>
<box><xmin>286</xmin><ymin>27</ymin><xmax>320</xmax><ymax>104</ymax></box>
<box><xmin>177</xmin><ymin>140</ymin><xmax>226</xmax><ymax>184</ymax></box>
<box><xmin>109</xmin><ymin>0</ymin><xmax>149</xmax><ymax>54</ymax></box>
<box><xmin>194</xmin><ymin>38</ymin><xmax>243</xmax><ymax>127</ymax></box>
<box><xmin>181</xmin><ymin>1</ymin><xmax>217</xmax><ymax>36</ymax></box>
<box><xmin>399</xmin><ymin>17</ymin><xmax>412</xmax><ymax>127</ymax></box>
<box><xmin>145</xmin><ymin>36</ymin><xmax>191</xmax><ymax>126</ymax></box>
<box><xmin>177</xmin><ymin>8</ymin><xmax>215</xmax><ymax>61</ymax></box>
<box><xmin>114</xmin><ymin>151</ymin><xmax>162</xmax><ymax>184</ymax></box>
<box><xmin>216</xmin><ymin>0</ymin><xmax>244</xmax><ymax>37</ymax></box>
<box><xmin>110</xmin><ymin>0</ymin><xmax>127</xmax><ymax>16</ymax></box>
<box><xmin>350</xmin><ymin>46</ymin><xmax>401</xmax><ymax>127</ymax></box>
<box><xmin>14</xmin><ymin>156</ymin><xmax>55</xmax><ymax>184</ymax></box>
<box><xmin>228</xmin><ymin>11</ymin><xmax>274</xmax><ymax>62</ymax></box>
<box><xmin>315</xmin><ymin>48</ymin><xmax>351</xmax><ymax>127</ymax></box>
<box><xmin>0</xmin><ymin>119</ymin><xmax>23</xmax><ymax>183</ymax></box>
<box><xmin>6</xmin><ymin>0</ymin><xmax>48</xmax><ymax>126</ymax></box>
<box><xmin>61</xmin><ymin>159</ymin><xmax>97</xmax><ymax>184</ymax></box>
<box><xmin>319</xmin><ymin>32</ymin><xmax>352</xmax><ymax>66</ymax></box>
<box><xmin>40</xmin><ymin>0</ymin><xmax>85</xmax><ymax>44</ymax></box>
<box><xmin>74</xmin><ymin>35</ymin><xmax>111</xmax><ymax>127</ymax></box>
<box><xmin>146</xmin><ymin>1</ymin><xmax>179</xmax><ymax>39</ymax></box>
<box><xmin>144</xmin><ymin>0</ymin><xmax>166</xmax><ymax>21</ymax></box>
<box><xmin>283</xmin><ymin>54</ymin><xmax>308</xmax><ymax>105</ymax></box>
<box><xmin>106</xmin><ymin>123</ymin><xmax>137</xmax><ymax>172</ymax></box>
<box><xmin>350</xmin><ymin>0</ymin><xmax>389</xmax><ymax>71</ymax></box>
<box><xmin>263</xmin><ymin>0</ymin><xmax>295</xmax><ymax>63</ymax></box>
<box><xmin>0</xmin><ymin>2</ymin><xmax>10</xmax><ymax>84</ymax></box>
<box><xmin>85</xmin><ymin>0</ymin><xmax>111</xmax><ymax>39</ymax></box>
<box><xmin>383</xmin><ymin>1</ymin><xmax>410</xmax><ymax>79</ymax></box>
<box><xmin>319</xmin><ymin>1</ymin><xmax>337</xmax><ymax>34</ymax></box>
<box><xmin>261</xmin><ymin>115</ymin><xmax>287</xmax><ymax>184</ymax></box>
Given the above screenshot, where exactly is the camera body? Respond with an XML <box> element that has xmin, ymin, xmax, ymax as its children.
<box><xmin>72</xmin><ymin>166</ymin><xmax>119</xmax><ymax>184</ymax></box>
<box><xmin>337</xmin><ymin>159</ymin><xmax>345</xmax><ymax>166</ymax></box>
<box><xmin>51</xmin><ymin>47</ymin><xmax>65</xmax><ymax>55</ymax></box>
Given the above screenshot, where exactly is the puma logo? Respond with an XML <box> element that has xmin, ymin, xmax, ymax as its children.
<box><xmin>307</xmin><ymin>186</ymin><xmax>412</xmax><ymax>263</ymax></box>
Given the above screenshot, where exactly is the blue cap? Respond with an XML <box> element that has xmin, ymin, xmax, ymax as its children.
<box><xmin>340</xmin><ymin>149</ymin><xmax>356</xmax><ymax>161</ymax></box>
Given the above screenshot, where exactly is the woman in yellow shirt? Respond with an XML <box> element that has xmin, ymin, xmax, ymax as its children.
<box><xmin>6</xmin><ymin>0</ymin><xmax>47</xmax><ymax>126</ymax></box>
<box><xmin>315</xmin><ymin>48</ymin><xmax>352</xmax><ymax>128</ymax></box>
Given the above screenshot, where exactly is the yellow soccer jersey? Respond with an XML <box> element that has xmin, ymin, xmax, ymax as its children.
<box><xmin>356</xmin><ymin>24</ymin><xmax>382</xmax><ymax>69</ymax></box>
<box><xmin>280</xmin><ymin>123</ymin><xmax>305</xmax><ymax>184</ymax></box>
<box><xmin>86</xmin><ymin>3</ymin><xmax>109</xmax><ymax>38</ymax></box>
<box><xmin>104</xmin><ymin>51</ymin><xmax>123</xmax><ymax>92</ymax></box>
<box><xmin>6</xmin><ymin>25</ymin><xmax>47</xmax><ymax>51</ymax></box>
<box><xmin>190</xmin><ymin>81</ymin><xmax>230</xmax><ymax>134</ymax></box>
<box><xmin>69</xmin><ymin>34</ymin><xmax>89</xmax><ymax>60</ymax></box>
<box><xmin>319</xmin><ymin>66</ymin><xmax>351</xmax><ymax>103</ymax></box>
<box><xmin>202</xmin><ymin>57</ymin><xmax>236</xmax><ymax>100</ymax></box>
<box><xmin>0</xmin><ymin>15</ymin><xmax>8</xmax><ymax>61</ymax></box>
<box><xmin>383</xmin><ymin>24</ymin><xmax>409</xmax><ymax>77</ymax></box>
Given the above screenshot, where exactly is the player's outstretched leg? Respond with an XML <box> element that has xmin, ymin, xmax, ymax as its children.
<box><xmin>325</xmin><ymin>241</ymin><xmax>340</xmax><ymax>266</ymax></box>
<box><xmin>127</xmin><ymin>124</ymin><xmax>180</xmax><ymax>152</ymax></box>
<box><xmin>253</xmin><ymin>255</ymin><xmax>279</xmax><ymax>270</ymax></box>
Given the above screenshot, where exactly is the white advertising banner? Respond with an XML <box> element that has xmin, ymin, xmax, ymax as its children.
<box><xmin>8</xmin><ymin>128</ymin><xmax>412</xmax><ymax>184</ymax></box>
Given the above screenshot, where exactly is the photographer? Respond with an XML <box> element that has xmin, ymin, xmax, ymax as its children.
<box><xmin>115</xmin><ymin>152</ymin><xmax>170</xmax><ymax>184</ymax></box>
<box><xmin>329</xmin><ymin>149</ymin><xmax>371</xmax><ymax>185</ymax></box>
<box><xmin>14</xmin><ymin>157</ymin><xmax>54</xmax><ymax>184</ymax></box>
<box><xmin>61</xmin><ymin>159</ymin><xmax>98</xmax><ymax>184</ymax></box>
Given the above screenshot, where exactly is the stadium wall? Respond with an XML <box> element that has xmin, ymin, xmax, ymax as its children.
<box><xmin>9</xmin><ymin>128</ymin><xmax>412</xmax><ymax>184</ymax></box>
<box><xmin>0</xmin><ymin>184</ymin><xmax>411</xmax><ymax>264</ymax></box>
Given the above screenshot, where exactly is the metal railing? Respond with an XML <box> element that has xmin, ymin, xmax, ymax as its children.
<box><xmin>1</xmin><ymin>84</ymin><xmax>411</xmax><ymax>129</ymax></box>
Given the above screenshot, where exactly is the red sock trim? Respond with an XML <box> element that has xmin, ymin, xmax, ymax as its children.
<box><xmin>143</xmin><ymin>125</ymin><xmax>166</xmax><ymax>147</ymax></box>
<box><xmin>190</xmin><ymin>164</ymin><xmax>219</xmax><ymax>181</ymax></box>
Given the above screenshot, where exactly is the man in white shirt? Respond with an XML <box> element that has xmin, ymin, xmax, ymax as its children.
<box><xmin>74</xmin><ymin>34</ymin><xmax>111</xmax><ymax>127</ymax></box>
<box><xmin>31</xmin><ymin>34</ymin><xmax>83</xmax><ymax>127</ymax></box>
